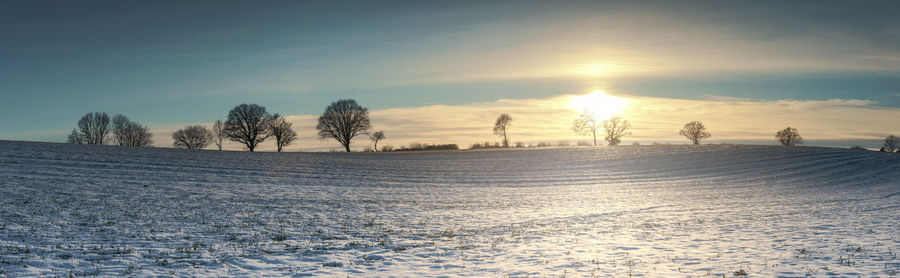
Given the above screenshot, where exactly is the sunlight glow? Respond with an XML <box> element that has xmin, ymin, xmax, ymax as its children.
<box><xmin>568</xmin><ymin>90</ymin><xmax>629</xmax><ymax>120</ymax></box>
<box><xmin>574</xmin><ymin>63</ymin><xmax>618</xmax><ymax>77</ymax></box>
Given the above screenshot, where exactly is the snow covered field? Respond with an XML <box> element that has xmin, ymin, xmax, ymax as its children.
<box><xmin>0</xmin><ymin>140</ymin><xmax>898</xmax><ymax>277</ymax></box>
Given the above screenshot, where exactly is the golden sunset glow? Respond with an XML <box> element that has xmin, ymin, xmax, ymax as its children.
<box><xmin>568</xmin><ymin>90</ymin><xmax>630</xmax><ymax>120</ymax></box>
<box><xmin>573</xmin><ymin>63</ymin><xmax>619</xmax><ymax>77</ymax></box>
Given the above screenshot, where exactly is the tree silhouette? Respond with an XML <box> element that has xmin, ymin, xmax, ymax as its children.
<box><xmin>602</xmin><ymin>116</ymin><xmax>631</xmax><ymax>146</ymax></box>
<box><xmin>370</xmin><ymin>131</ymin><xmax>385</xmax><ymax>152</ymax></box>
<box><xmin>111</xmin><ymin>115</ymin><xmax>153</xmax><ymax>147</ymax></box>
<box><xmin>493</xmin><ymin>113</ymin><xmax>513</xmax><ymax>147</ymax></box>
<box><xmin>172</xmin><ymin>125</ymin><xmax>213</xmax><ymax>150</ymax></box>
<box><xmin>66</xmin><ymin>128</ymin><xmax>84</xmax><ymax>144</ymax></box>
<box><xmin>75</xmin><ymin>112</ymin><xmax>110</xmax><ymax>145</ymax></box>
<box><xmin>212</xmin><ymin>120</ymin><xmax>225</xmax><ymax>151</ymax></box>
<box><xmin>225</xmin><ymin>104</ymin><xmax>272</xmax><ymax>152</ymax></box>
<box><xmin>269</xmin><ymin>114</ymin><xmax>297</xmax><ymax>152</ymax></box>
<box><xmin>572</xmin><ymin>110</ymin><xmax>600</xmax><ymax>146</ymax></box>
<box><xmin>317</xmin><ymin>99</ymin><xmax>371</xmax><ymax>152</ymax></box>
<box><xmin>883</xmin><ymin>135</ymin><xmax>900</xmax><ymax>153</ymax></box>
<box><xmin>775</xmin><ymin>127</ymin><xmax>803</xmax><ymax>146</ymax></box>
<box><xmin>679</xmin><ymin>121</ymin><xmax>711</xmax><ymax>145</ymax></box>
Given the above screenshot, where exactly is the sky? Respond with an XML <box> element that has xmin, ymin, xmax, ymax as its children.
<box><xmin>1</xmin><ymin>0</ymin><xmax>899</xmax><ymax>151</ymax></box>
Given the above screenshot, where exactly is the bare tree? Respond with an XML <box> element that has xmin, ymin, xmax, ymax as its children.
<box><xmin>111</xmin><ymin>115</ymin><xmax>152</xmax><ymax>147</ymax></box>
<box><xmin>679</xmin><ymin>120</ymin><xmax>711</xmax><ymax>145</ymax></box>
<box><xmin>370</xmin><ymin>131</ymin><xmax>385</xmax><ymax>151</ymax></box>
<box><xmin>317</xmin><ymin>99</ymin><xmax>371</xmax><ymax>152</ymax></box>
<box><xmin>172</xmin><ymin>125</ymin><xmax>213</xmax><ymax>150</ymax></box>
<box><xmin>493</xmin><ymin>113</ymin><xmax>513</xmax><ymax>147</ymax></box>
<box><xmin>572</xmin><ymin>110</ymin><xmax>600</xmax><ymax>146</ymax></box>
<box><xmin>884</xmin><ymin>135</ymin><xmax>900</xmax><ymax>153</ymax></box>
<box><xmin>225</xmin><ymin>104</ymin><xmax>272</xmax><ymax>152</ymax></box>
<box><xmin>111</xmin><ymin>115</ymin><xmax>130</xmax><ymax>145</ymax></box>
<box><xmin>212</xmin><ymin>120</ymin><xmax>225</xmax><ymax>151</ymax></box>
<box><xmin>602</xmin><ymin>116</ymin><xmax>631</xmax><ymax>146</ymax></box>
<box><xmin>66</xmin><ymin>128</ymin><xmax>84</xmax><ymax>144</ymax></box>
<box><xmin>775</xmin><ymin>127</ymin><xmax>803</xmax><ymax>146</ymax></box>
<box><xmin>269</xmin><ymin>114</ymin><xmax>297</xmax><ymax>152</ymax></box>
<box><xmin>76</xmin><ymin>112</ymin><xmax>110</xmax><ymax>145</ymax></box>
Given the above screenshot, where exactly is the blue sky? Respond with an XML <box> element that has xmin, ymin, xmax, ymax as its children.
<box><xmin>1</xmin><ymin>0</ymin><xmax>899</xmax><ymax>147</ymax></box>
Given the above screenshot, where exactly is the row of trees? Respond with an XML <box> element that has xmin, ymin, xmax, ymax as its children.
<box><xmin>66</xmin><ymin>112</ymin><xmax>153</xmax><ymax>146</ymax></box>
<box><xmin>170</xmin><ymin>104</ymin><xmax>302</xmax><ymax>152</ymax></box>
<box><xmin>67</xmin><ymin>100</ymin><xmax>895</xmax><ymax>152</ymax></box>
<box><xmin>491</xmin><ymin>110</ymin><xmax>806</xmax><ymax>147</ymax></box>
<box><xmin>159</xmin><ymin>99</ymin><xmax>381</xmax><ymax>152</ymax></box>
<box><xmin>66</xmin><ymin>99</ymin><xmax>387</xmax><ymax>152</ymax></box>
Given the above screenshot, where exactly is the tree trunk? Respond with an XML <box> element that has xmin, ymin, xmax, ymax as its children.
<box><xmin>344</xmin><ymin>144</ymin><xmax>351</xmax><ymax>152</ymax></box>
<box><xmin>503</xmin><ymin>132</ymin><xmax>508</xmax><ymax>148</ymax></box>
<box><xmin>592</xmin><ymin>132</ymin><xmax>597</xmax><ymax>146</ymax></box>
<box><xmin>374</xmin><ymin>141</ymin><xmax>379</xmax><ymax>152</ymax></box>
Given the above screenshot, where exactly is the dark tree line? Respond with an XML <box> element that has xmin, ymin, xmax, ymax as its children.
<box><xmin>171</xmin><ymin>104</ymin><xmax>299</xmax><ymax>151</ymax></box>
<box><xmin>112</xmin><ymin>115</ymin><xmax>153</xmax><ymax>147</ymax></box>
<box><xmin>67</xmin><ymin>112</ymin><xmax>152</xmax><ymax>146</ymax></box>
<box><xmin>71</xmin><ymin>99</ymin><xmax>898</xmax><ymax>152</ymax></box>
<box><xmin>66</xmin><ymin>100</ymin><xmax>375</xmax><ymax>152</ymax></box>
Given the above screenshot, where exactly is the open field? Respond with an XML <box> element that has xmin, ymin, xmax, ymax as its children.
<box><xmin>0</xmin><ymin>141</ymin><xmax>898</xmax><ymax>277</ymax></box>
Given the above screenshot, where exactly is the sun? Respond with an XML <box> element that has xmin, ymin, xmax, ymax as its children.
<box><xmin>568</xmin><ymin>90</ymin><xmax>629</xmax><ymax>120</ymax></box>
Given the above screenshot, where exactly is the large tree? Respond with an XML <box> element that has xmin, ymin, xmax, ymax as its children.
<box><xmin>225</xmin><ymin>104</ymin><xmax>272</xmax><ymax>152</ymax></box>
<box><xmin>883</xmin><ymin>135</ymin><xmax>900</xmax><ymax>153</ymax></box>
<box><xmin>317</xmin><ymin>99</ymin><xmax>371</xmax><ymax>152</ymax></box>
<box><xmin>269</xmin><ymin>114</ymin><xmax>298</xmax><ymax>152</ymax></box>
<box><xmin>211</xmin><ymin>120</ymin><xmax>225</xmax><ymax>151</ymax></box>
<box><xmin>111</xmin><ymin>114</ymin><xmax>153</xmax><ymax>147</ymax></box>
<box><xmin>572</xmin><ymin>110</ymin><xmax>601</xmax><ymax>146</ymax></box>
<box><xmin>679</xmin><ymin>120</ymin><xmax>711</xmax><ymax>145</ymax></box>
<box><xmin>775</xmin><ymin>127</ymin><xmax>803</xmax><ymax>146</ymax></box>
<box><xmin>370</xmin><ymin>131</ymin><xmax>385</xmax><ymax>152</ymax></box>
<box><xmin>75</xmin><ymin>112</ymin><xmax>110</xmax><ymax>145</ymax></box>
<box><xmin>172</xmin><ymin>125</ymin><xmax>213</xmax><ymax>150</ymax></box>
<box><xmin>493</xmin><ymin>113</ymin><xmax>513</xmax><ymax>147</ymax></box>
<box><xmin>602</xmin><ymin>116</ymin><xmax>631</xmax><ymax>146</ymax></box>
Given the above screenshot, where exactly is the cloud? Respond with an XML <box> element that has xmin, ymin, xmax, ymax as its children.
<box><xmin>170</xmin><ymin>2</ymin><xmax>900</xmax><ymax>93</ymax></box>
<box><xmin>149</xmin><ymin>93</ymin><xmax>900</xmax><ymax>151</ymax></box>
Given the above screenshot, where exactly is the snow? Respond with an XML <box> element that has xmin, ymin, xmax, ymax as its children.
<box><xmin>0</xmin><ymin>140</ymin><xmax>898</xmax><ymax>277</ymax></box>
